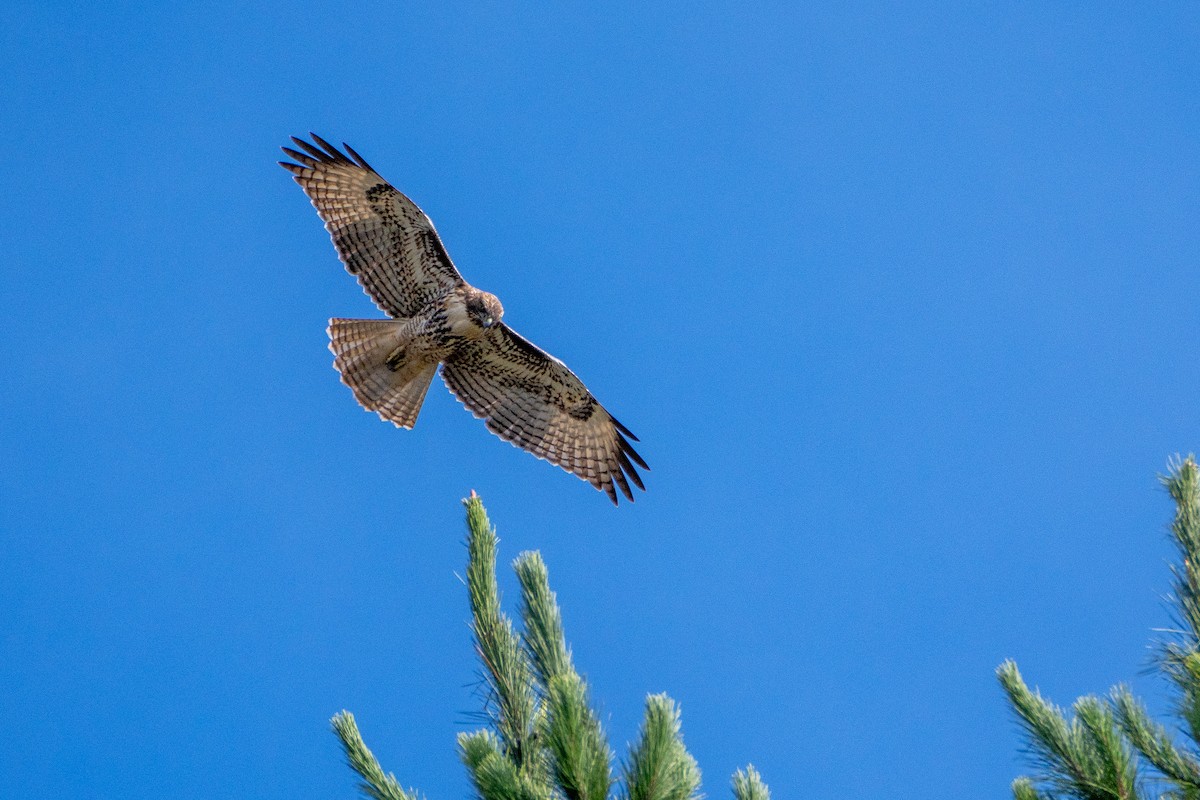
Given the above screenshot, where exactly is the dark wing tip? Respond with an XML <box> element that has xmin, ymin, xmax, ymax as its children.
<box><xmin>289</xmin><ymin>136</ymin><xmax>326</xmax><ymax>160</ymax></box>
<box><xmin>617</xmin><ymin>432</ymin><xmax>649</xmax><ymax>472</ymax></box>
<box><xmin>280</xmin><ymin>146</ymin><xmax>319</xmax><ymax>168</ymax></box>
<box><xmin>286</xmin><ymin>134</ymin><xmax>362</xmax><ymax>168</ymax></box>
<box><xmin>616</xmin><ymin>449</ymin><xmax>645</xmax><ymax>491</ymax></box>
<box><xmin>612</xmin><ymin>467</ymin><xmax>635</xmax><ymax>503</ymax></box>
<box><xmin>610</xmin><ymin>414</ymin><xmax>639</xmax><ymax>442</ymax></box>
<box><xmin>309</xmin><ymin>133</ymin><xmax>354</xmax><ymax>164</ymax></box>
<box><xmin>342</xmin><ymin>142</ymin><xmax>374</xmax><ymax>170</ymax></box>
<box><xmin>605</xmin><ymin>422</ymin><xmax>647</xmax><ymax>504</ymax></box>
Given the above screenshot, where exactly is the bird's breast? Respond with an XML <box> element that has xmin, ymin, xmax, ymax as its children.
<box><xmin>442</xmin><ymin>295</ymin><xmax>487</xmax><ymax>340</ymax></box>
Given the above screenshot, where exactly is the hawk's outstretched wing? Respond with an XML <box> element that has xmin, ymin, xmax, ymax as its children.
<box><xmin>280</xmin><ymin>134</ymin><xmax>464</xmax><ymax>318</ymax></box>
<box><xmin>441</xmin><ymin>324</ymin><xmax>648</xmax><ymax>505</ymax></box>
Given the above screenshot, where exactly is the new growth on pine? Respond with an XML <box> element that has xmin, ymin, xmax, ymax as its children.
<box><xmin>332</xmin><ymin>492</ymin><xmax>770</xmax><ymax>800</ymax></box>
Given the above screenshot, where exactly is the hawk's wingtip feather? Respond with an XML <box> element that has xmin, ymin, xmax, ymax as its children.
<box><xmin>610</xmin><ymin>414</ymin><xmax>639</xmax><ymax>441</ymax></box>
<box><xmin>613</xmin><ymin>470</ymin><xmax>634</xmax><ymax>502</ymax></box>
<box><xmin>292</xmin><ymin>135</ymin><xmax>336</xmax><ymax>163</ymax></box>
<box><xmin>617</xmin><ymin>434</ymin><xmax>649</xmax><ymax>471</ymax></box>
<box><xmin>308</xmin><ymin>133</ymin><xmax>354</xmax><ymax>166</ymax></box>
<box><xmin>309</xmin><ymin>132</ymin><xmax>335</xmax><ymax>155</ymax></box>
<box><xmin>281</xmin><ymin>147</ymin><xmax>320</xmax><ymax>168</ymax></box>
<box><xmin>616</xmin><ymin>450</ymin><xmax>645</xmax><ymax>490</ymax></box>
<box><xmin>342</xmin><ymin>142</ymin><xmax>373</xmax><ymax>170</ymax></box>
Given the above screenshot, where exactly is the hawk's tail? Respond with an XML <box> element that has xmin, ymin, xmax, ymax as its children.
<box><xmin>327</xmin><ymin>318</ymin><xmax>439</xmax><ymax>429</ymax></box>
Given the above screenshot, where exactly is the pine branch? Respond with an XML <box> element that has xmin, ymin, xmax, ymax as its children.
<box><xmin>331</xmin><ymin>711</ymin><xmax>421</xmax><ymax>800</ymax></box>
<box><xmin>1074</xmin><ymin>696</ymin><xmax>1139</xmax><ymax>799</ymax></box>
<box><xmin>331</xmin><ymin>494</ymin><xmax>772</xmax><ymax>800</ymax></box>
<box><xmin>623</xmin><ymin>694</ymin><xmax>702</xmax><ymax>800</ymax></box>
<box><xmin>464</xmin><ymin>493</ymin><xmax>542</xmax><ymax>776</ymax></box>
<box><xmin>516</xmin><ymin>551</ymin><xmax>613</xmax><ymax>800</ymax></box>
<box><xmin>997</xmin><ymin>661</ymin><xmax>1137</xmax><ymax>799</ymax></box>
<box><xmin>543</xmin><ymin>673</ymin><xmax>614</xmax><ymax>800</ymax></box>
<box><xmin>1161</xmin><ymin>456</ymin><xmax>1200</xmax><ymax>658</ymax></box>
<box><xmin>1164</xmin><ymin>457</ymin><xmax>1200</xmax><ymax>570</ymax></box>
<box><xmin>1011</xmin><ymin>776</ymin><xmax>1051</xmax><ymax>800</ymax></box>
<box><xmin>998</xmin><ymin>661</ymin><xmax>1088</xmax><ymax>788</ymax></box>
<box><xmin>731</xmin><ymin>765</ymin><xmax>770</xmax><ymax>800</ymax></box>
<box><xmin>1112</xmin><ymin>685</ymin><xmax>1200</xmax><ymax>792</ymax></box>
<box><xmin>458</xmin><ymin>730</ymin><xmax>547</xmax><ymax>800</ymax></box>
<box><xmin>515</xmin><ymin>552</ymin><xmax>573</xmax><ymax>688</ymax></box>
<box><xmin>1159</xmin><ymin>458</ymin><xmax>1200</xmax><ymax>747</ymax></box>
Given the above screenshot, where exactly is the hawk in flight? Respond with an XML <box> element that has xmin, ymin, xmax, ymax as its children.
<box><xmin>280</xmin><ymin>134</ymin><xmax>647</xmax><ymax>504</ymax></box>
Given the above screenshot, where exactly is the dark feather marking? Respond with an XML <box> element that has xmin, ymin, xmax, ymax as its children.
<box><xmin>280</xmin><ymin>147</ymin><xmax>320</xmax><ymax>168</ymax></box>
<box><xmin>418</xmin><ymin>229</ymin><xmax>460</xmax><ymax>282</ymax></box>
<box><xmin>612</xmin><ymin>468</ymin><xmax>633</xmax><ymax>502</ymax></box>
<box><xmin>617</xmin><ymin>433</ymin><xmax>648</xmax><ymax>470</ymax></box>
<box><xmin>342</xmin><ymin>142</ymin><xmax>374</xmax><ymax>170</ymax></box>
<box><xmin>385</xmin><ymin>346</ymin><xmax>406</xmax><ymax>371</ymax></box>
<box><xmin>489</xmin><ymin>406</ymin><xmax>521</xmax><ymax>434</ymax></box>
<box><xmin>310</xmin><ymin>133</ymin><xmax>352</xmax><ymax>164</ymax></box>
<box><xmin>498</xmin><ymin>324</ymin><xmax>559</xmax><ymax>364</ymax></box>
<box><xmin>610</xmin><ymin>415</ymin><xmax>639</xmax><ymax>442</ymax></box>
<box><xmin>365</xmin><ymin>184</ymin><xmax>396</xmax><ymax>208</ymax></box>
<box><xmin>616</xmin><ymin>450</ymin><xmax>645</xmax><ymax>490</ymax></box>
<box><xmin>291</xmin><ymin>136</ymin><xmax>330</xmax><ymax>161</ymax></box>
<box><xmin>567</xmin><ymin>397</ymin><xmax>596</xmax><ymax>421</ymax></box>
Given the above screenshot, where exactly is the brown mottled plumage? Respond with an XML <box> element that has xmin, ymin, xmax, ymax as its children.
<box><xmin>280</xmin><ymin>134</ymin><xmax>647</xmax><ymax>504</ymax></box>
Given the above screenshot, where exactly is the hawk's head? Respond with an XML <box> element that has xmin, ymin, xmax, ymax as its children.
<box><xmin>466</xmin><ymin>290</ymin><xmax>504</xmax><ymax>329</ymax></box>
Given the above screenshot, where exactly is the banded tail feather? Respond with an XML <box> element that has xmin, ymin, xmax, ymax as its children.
<box><xmin>327</xmin><ymin>318</ymin><xmax>439</xmax><ymax>429</ymax></box>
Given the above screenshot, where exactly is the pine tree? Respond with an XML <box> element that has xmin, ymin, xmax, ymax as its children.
<box><xmin>332</xmin><ymin>492</ymin><xmax>770</xmax><ymax>800</ymax></box>
<box><xmin>1000</xmin><ymin>456</ymin><xmax>1200</xmax><ymax>800</ymax></box>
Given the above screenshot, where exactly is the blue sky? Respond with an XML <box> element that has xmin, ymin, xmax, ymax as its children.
<box><xmin>2</xmin><ymin>2</ymin><xmax>1198</xmax><ymax>797</ymax></box>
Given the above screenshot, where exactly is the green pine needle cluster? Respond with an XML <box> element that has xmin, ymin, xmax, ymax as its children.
<box><xmin>1001</xmin><ymin>456</ymin><xmax>1200</xmax><ymax>800</ymax></box>
<box><xmin>332</xmin><ymin>491</ymin><xmax>768</xmax><ymax>800</ymax></box>
<box><xmin>731</xmin><ymin>766</ymin><xmax>770</xmax><ymax>800</ymax></box>
<box><xmin>331</xmin><ymin>710</ymin><xmax>421</xmax><ymax>800</ymax></box>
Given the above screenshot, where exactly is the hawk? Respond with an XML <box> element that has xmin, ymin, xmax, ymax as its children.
<box><xmin>280</xmin><ymin>134</ymin><xmax>647</xmax><ymax>504</ymax></box>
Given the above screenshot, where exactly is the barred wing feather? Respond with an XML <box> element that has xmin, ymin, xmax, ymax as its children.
<box><xmin>279</xmin><ymin>134</ymin><xmax>464</xmax><ymax>318</ymax></box>
<box><xmin>441</xmin><ymin>324</ymin><xmax>647</xmax><ymax>504</ymax></box>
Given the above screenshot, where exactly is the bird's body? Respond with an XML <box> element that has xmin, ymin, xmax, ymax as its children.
<box><xmin>280</xmin><ymin>134</ymin><xmax>646</xmax><ymax>504</ymax></box>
